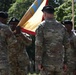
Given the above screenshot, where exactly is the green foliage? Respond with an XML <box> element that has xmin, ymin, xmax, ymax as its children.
<box><xmin>8</xmin><ymin>0</ymin><xmax>34</xmax><ymax>20</ymax></box>
<box><xmin>0</xmin><ymin>0</ymin><xmax>15</xmax><ymax>11</ymax></box>
<box><xmin>48</xmin><ymin>0</ymin><xmax>59</xmax><ymax>7</ymax></box>
<box><xmin>55</xmin><ymin>0</ymin><xmax>76</xmax><ymax>27</ymax></box>
<box><xmin>48</xmin><ymin>0</ymin><xmax>65</xmax><ymax>8</ymax></box>
<box><xmin>55</xmin><ymin>0</ymin><xmax>72</xmax><ymax>21</ymax></box>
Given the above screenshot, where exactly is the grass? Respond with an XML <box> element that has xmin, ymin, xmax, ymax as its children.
<box><xmin>28</xmin><ymin>73</ymin><xmax>40</xmax><ymax>75</ymax></box>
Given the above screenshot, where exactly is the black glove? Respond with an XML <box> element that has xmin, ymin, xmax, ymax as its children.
<box><xmin>15</xmin><ymin>26</ymin><xmax>21</xmax><ymax>34</ymax></box>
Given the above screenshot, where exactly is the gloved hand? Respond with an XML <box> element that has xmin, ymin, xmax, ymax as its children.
<box><xmin>38</xmin><ymin>64</ymin><xmax>44</xmax><ymax>71</ymax></box>
<box><xmin>63</xmin><ymin>64</ymin><xmax>67</xmax><ymax>72</ymax></box>
<box><xmin>15</xmin><ymin>26</ymin><xmax>21</xmax><ymax>34</ymax></box>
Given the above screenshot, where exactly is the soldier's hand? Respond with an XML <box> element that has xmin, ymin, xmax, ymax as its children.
<box><xmin>38</xmin><ymin>64</ymin><xmax>43</xmax><ymax>71</ymax></box>
<box><xmin>63</xmin><ymin>64</ymin><xmax>67</xmax><ymax>72</ymax></box>
<box><xmin>74</xmin><ymin>71</ymin><xmax>76</xmax><ymax>75</ymax></box>
<box><xmin>15</xmin><ymin>26</ymin><xmax>21</xmax><ymax>34</ymax></box>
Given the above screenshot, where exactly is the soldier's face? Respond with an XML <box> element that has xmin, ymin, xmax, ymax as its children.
<box><xmin>9</xmin><ymin>22</ymin><xmax>18</xmax><ymax>31</ymax></box>
<box><xmin>0</xmin><ymin>18</ymin><xmax>7</xmax><ymax>24</ymax></box>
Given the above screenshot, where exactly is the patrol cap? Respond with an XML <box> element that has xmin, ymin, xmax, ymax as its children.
<box><xmin>0</xmin><ymin>11</ymin><xmax>8</xmax><ymax>18</ymax></box>
<box><xmin>9</xmin><ymin>17</ymin><xmax>19</xmax><ymax>23</ymax></box>
<box><xmin>42</xmin><ymin>5</ymin><xmax>54</xmax><ymax>14</ymax></box>
<box><xmin>62</xmin><ymin>20</ymin><xmax>73</xmax><ymax>26</ymax></box>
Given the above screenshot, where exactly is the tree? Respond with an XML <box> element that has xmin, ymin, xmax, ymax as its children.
<box><xmin>8</xmin><ymin>0</ymin><xmax>34</xmax><ymax>20</ymax></box>
<box><xmin>55</xmin><ymin>0</ymin><xmax>76</xmax><ymax>27</ymax></box>
<box><xmin>48</xmin><ymin>0</ymin><xmax>65</xmax><ymax>7</ymax></box>
<box><xmin>0</xmin><ymin>0</ymin><xmax>15</xmax><ymax>11</ymax></box>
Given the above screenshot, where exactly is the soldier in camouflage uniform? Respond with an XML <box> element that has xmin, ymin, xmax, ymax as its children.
<box><xmin>62</xmin><ymin>20</ymin><xmax>76</xmax><ymax>75</ymax></box>
<box><xmin>8</xmin><ymin>17</ymin><xmax>32</xmax><ymax>75</ymax></box>
<box><xmin>0</xmin><ymin>11</ymin><xmax>18</xmax><ymax>75</ymax></box>
<box><xmin>35</xmin><ymin>5</ymin><xmax>70</xmax><ymax>75</ymax></box>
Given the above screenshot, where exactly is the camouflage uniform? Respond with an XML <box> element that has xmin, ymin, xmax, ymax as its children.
<box><xmin>14</xmin><ymin>33</ymin><xmax>31</xmax><ymax>75</ymax></box>
<box><xmin>0</xmin><ymin>22</ymin><xmax>18</xmax><ymax>75</ymax></box>
<box><xmin>65</xmin><ymin>31</ymin><xmax>76</xmax><ymax>75</ymax></box>
<box><xmin>35</xmin><ymin>19</ymin><xmax>70</xmax><ymax>75</ymax></box>
<box><xmin>8</xmin><ymin>17</ymin><xmax>31</xmax><ymax>75</ymax></box>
